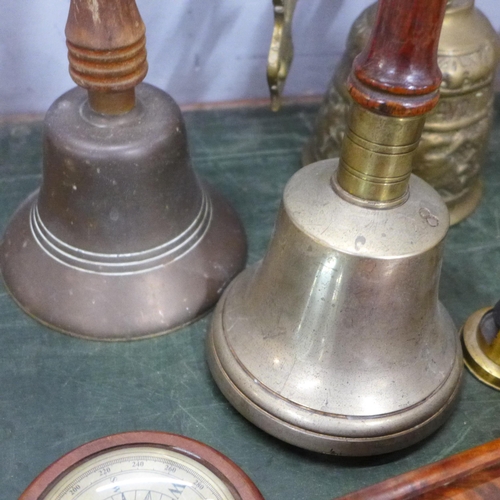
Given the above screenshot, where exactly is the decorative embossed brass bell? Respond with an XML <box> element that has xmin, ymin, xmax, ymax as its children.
<box><xmin>207</xmin><ymin>0</ymin><xmax>463</xmax><ymax>456</ymax></box>
<box><xmin>304</xmin><ymin>0</ymin><xmax>500</xmax><ymax>225</ymax></box>
<box><xmin>0</xmin><ymin>0</ymin><xmax>246</xmax><ymax>340</ymax></box>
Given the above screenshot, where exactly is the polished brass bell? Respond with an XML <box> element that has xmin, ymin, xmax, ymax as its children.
<box><xmin>461</xmin><ymin>302</ymin><xmax>500</xmax><ymax>390</ymax></box>
<box><xmin>207</xmin><ymin>0</ymin><xmax>463</xmax><ymax>456</ymax></box>
<box><xmin>0</xmin><ymin>0</ymin><xmax>246</xmax><ymax>340</ymax></box>
<box><xmin>304</xmin><ymin>0</ymin><xmax>500</xmax><ymax>225</ymax></box>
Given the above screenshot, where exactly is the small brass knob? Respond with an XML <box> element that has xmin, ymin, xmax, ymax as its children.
<box><xmin>461</xmin><ymin>301</ymin><xmax>500</xmax><ymax>390</ymax></box>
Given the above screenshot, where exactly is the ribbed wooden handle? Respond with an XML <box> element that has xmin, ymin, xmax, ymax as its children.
<box><xmin>66</xmin><ymin>0</ymin><xmax>147</xmax><ymax>92</ymax></box>
<box><xmin>348</xmin><ymin>0</ymin><xmax>447</xmax><ymax>117</ymax></box>
<box><xmin>65</xmin><ymin>0</ymin><xmax>148</xmax><ymax>113</ymax></box>
<box><xmin>336</xmin><ymin>438</ymin><xmax>500</xmax><ymax>499</ymax></box>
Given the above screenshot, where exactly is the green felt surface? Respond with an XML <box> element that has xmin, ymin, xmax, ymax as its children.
<box><xmin>1</xmin><ymin>98</ymin><xmax>500</xmax><ymax>500</ymax></box>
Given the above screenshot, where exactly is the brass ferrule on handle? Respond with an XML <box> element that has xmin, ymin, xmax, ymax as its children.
<box><xmin>337</xmin><ymin>105</ymin><xmax>425</xmax><ymax>205</ymax></box>
<box><xmin>335</xmin><ymin>0</ymin><xmax>448</xmax><ymax>206</ymax></box>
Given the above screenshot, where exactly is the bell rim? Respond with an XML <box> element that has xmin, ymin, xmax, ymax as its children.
<box><xmin>207</xmin><ymin>272</ymin><xmax>463</xmax><ymax>444</ymax></box>
<box><xmin>207</xmin><ymin>297</ymin><xmax>463</xmax><ymax>456</ymax></box>
<box><xmin>461</xmin><ymin>307</ymin><xmax>500</xmax><ymax>390</ymax></box>
<box><xmin>0</xmin><ymin>184</ymin><xmax>247</xmax><ymax>341</ymax></box>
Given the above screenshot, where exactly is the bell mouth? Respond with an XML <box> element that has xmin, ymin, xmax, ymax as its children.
<box><xmin>1</xmin><ymin>183</ymin><xmax>246</xmax><ymax>341</ymax></box>
<box><xmin>207</xmin><ymin>271</ymin><xmax>462</xmax><ymax>456</ymax></box>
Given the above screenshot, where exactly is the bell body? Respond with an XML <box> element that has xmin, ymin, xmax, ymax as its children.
<box><xmin>304</xmin><ymin>0</ymin><xmax>500</xmax><ymax>225</ymax></box>
<box><xmin>207</xmin><ymin>160</ymin><xmax>462</xmax><ymax>456</ymax></box>
<box><xmin>1</xmin><ymin>84</ymin><xmax>247</xmax><ymax>340</ymax></box>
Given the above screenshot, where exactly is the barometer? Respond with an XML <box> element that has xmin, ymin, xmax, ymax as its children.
<box><xmin>20</xmin><ymin>432</ymin><xmax>263</xmax><ymax>500</ymax></box>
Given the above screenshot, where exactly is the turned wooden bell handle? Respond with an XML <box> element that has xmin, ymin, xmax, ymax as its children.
<box><xmin>336</xmin><ymin>438</ymin><xmax>500</xmax><ymax>499</ymax></box>
<box><xmin>336</xmin><ymin>0</ymin><xmax>448</xmax><ymax>203</ymax></box>
<box><xmin>65</xmin><ymin>0</ymin><xmax>148</xmax><ymax>114</ymax></box>
<box><xmin>348</xmin><ymin>0</ymin><xmax>447</xmax><ymax>117</ymax></box>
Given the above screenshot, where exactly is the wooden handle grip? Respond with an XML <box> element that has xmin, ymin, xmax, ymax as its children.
<box><xmin>348</xmin><ymin>0</ymin><xmax>447</xmax><ymax>117</ymax></box>
<box><xmin>65</xmin><ymin>0</ymin><xmax>148</xmax><ymax>93</ymax></box>
<box><xmin>336</xmin><ymin>438</ymin><xmax>500</xmax><ymax>499</ymax></box>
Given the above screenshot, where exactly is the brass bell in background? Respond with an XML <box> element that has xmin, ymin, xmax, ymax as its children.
<box><xmin>207</xmin><ymin>0</ymin><xmax>463</xmax><ymax>456</ymax></box>
<box><xmin>461</xmin><ymin>301</ymin><xmax>500</xmax><ymax>390</ymax></box>
<box><xmin>0</xmin><ymin>0</ymin><xmax>247</xmax><ymax>340</ymax></box>
<box><xmin>304</xmin><ymin>0</ymin><xmax>500</xmax><ymax>225</ymax></box>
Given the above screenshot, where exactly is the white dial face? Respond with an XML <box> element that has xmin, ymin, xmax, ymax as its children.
<box><xmin>41</xmin><ymin>446</ymin><xmax>237</xmax><ymax>500</ymax></box>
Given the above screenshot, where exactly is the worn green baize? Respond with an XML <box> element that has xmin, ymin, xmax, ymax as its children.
<box><xmin>0</xmin><ymin>100</ymin><xmax>499</xmax><ymax>499</ymax></box>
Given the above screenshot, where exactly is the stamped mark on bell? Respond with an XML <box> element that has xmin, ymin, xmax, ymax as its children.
<box><xmin>419</xmin><ymin>207</ymin><xmax>439</xmax><ymax>227</ymax></box>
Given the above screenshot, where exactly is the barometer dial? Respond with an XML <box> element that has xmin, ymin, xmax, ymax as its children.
<box><xmin>20</xmin><ymin>432</ymin><xmax>263</xmax><ymax>500</ymax></box>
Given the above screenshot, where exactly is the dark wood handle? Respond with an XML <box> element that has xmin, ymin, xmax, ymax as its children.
<box><xmin>65</xmin><ymin>0</ymin><xmax>148</xmax><ymax>113</ymax></box>
<box><xmin>348</xmin><ymin>0</ymin><xmax>447</xmax><ymax>117</ymax></box>
<box><xmin>336</xmin><ymin>438</ymin><xmax>500</xmax><ymax>500</ymax></box>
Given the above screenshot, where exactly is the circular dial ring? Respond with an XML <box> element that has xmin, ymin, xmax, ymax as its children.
<box><xmin>20</xmin><ymin>431</ymin><xmax>263</xmax><ymax>500</ymax></box>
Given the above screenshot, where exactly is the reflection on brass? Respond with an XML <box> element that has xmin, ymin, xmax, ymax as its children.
<box><xmin>208</xmin><ymin>0</ymin><xmax>462</xmax><ymax>456</ymax></box>
<box><xmin>267</xmin><ymin>0</ymin><xmax>298</xmax><ymax>111</ymax></box>
<box><xmin>461</xmin><ymin>305</ymin><xmax>500</xmax><ymax>390</ymax></box>
<box><xmin>304</xmin><ymin>0</ymin><xmax>500</xmax><ymax>225</ymax></box>
<box><xmin>337</xmin><ymin>105</ymin><xmax>425</xmax><ymax>204</ymax></box>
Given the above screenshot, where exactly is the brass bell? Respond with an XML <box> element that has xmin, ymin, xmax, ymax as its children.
<box><xmin>0</xmin><ymin>0</ymin><xmax>247</xmax><ymax>340</ymax></box>
<box><xmin>304</xmin><ymin>0</ymin><xmax>500</xmax><ymax>225</ymax></box>
<box><xmin>207</xmin><ymin>0</ymin><xmax>463</xmax><ymax>456</ymax></box>
<box><xmin>461</xmin><ymin>302</ymin><xmax>500</xmax><ymax>390</ymax></box>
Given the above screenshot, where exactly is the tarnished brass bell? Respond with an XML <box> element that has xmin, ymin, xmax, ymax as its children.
<box><xmin>0</xmin><ymin>0</ymin><xmax>247</xmax><ymax>340</ymax></box>
<box><xmin>461</xmin><ymin>302</ymin><xmax>500</xmax><ymax>390</ymax></box>
<box><xmin>304</xmin><ymin>0</ymin><xmax>500</xmax><ymax>225</ymax></box>
<box><xmin>207</xmin><ymin>0</ymin><xmax>463</xmax><ymax>456</ymax></box>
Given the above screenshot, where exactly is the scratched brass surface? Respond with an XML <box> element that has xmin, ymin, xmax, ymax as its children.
<box><xmin>1</xmin><ymin>100</ymin><xmax>500</xmax><ymax>499</ymax></box>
